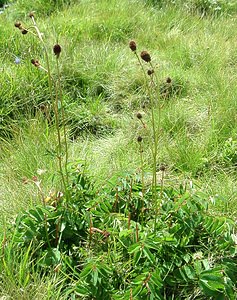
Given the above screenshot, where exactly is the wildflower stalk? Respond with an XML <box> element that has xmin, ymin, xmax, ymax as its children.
<box><xmin>160</xmin><ymin>165</ymin><xmax>165</xmax><ymax>209</ymax></box>
<box><xmin>55</xmin><ymin>55</ymin><xmax>69</xmax><ymax>187</ymax></box>
<box><xmin>29</xmin><ymin>14</ymin><xmax>68</xmax><ymax>197</ymax></box>
<box><xmin>130</xmin><ymin>41</ymin><xmax>162</xmax><ymax>232</ymax></box>
<box><xmin>135</xmin><ymin>52</ymin><xmax>158</xmax><ymax>200</ymax></box>
<box><xmin>137</xmin><ymin>135</ymin><xmax>145</xmax><ymax>226</ymax></box>
<box><xmin>149</xmin><ymin>61</ymin><xmax>163</xmax><ymax>229</ymax></box>
<box><xmin>138</xmin><ymin>140</ymin><xmax>145</xmax><ymax>196</ymax></box>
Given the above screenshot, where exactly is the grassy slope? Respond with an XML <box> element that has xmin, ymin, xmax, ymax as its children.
<box><xmin>0</xmin><ymin>0</ymin><xmax>237</xmax><ymax>296</ymax></box>
<box><xmin>1</xmin><ymin>0</ymin><xmax>237</xmax><ymax>216</ymax></box>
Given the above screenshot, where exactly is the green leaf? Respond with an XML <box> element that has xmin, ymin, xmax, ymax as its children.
<box><xmin>132</xmin><ymin>285</ymin><xmax>143</xmax><ymax>297</ymax></box>
<box><xmin>143</xmin><ymin>246</ymin><xmax>156</xmax><ymax>264</ymax></box>
<box><xmin>21</xmin><ymin>218</ymin><xmax>38</xmax><ymax>232</ymax></box>
<box><xmin>134</xmin><ymin>248</ymin><xmax>142</xmax><ymax>265</ymax></box>
<box><xmin>92</xmin><ymin>268</ymin><xmax>98</xmax><ymax>286</ymax></box>
<box><xmin>194</xmin><ymin>260</ymin><xmax>203</xmax><ymax>274</ymax></box>
<box><xmin>75</xmin><ymin>285</ymin><xmax>89</xmax><ymax>296</ymax></box>
<box><xmin>180</xmin><ymin>236</ymin><xmax>190</xmax><ymax>247</ymax></box>
<box><xmin>183</xmin><ymin>253</ymin><xmax>191</xmax><ymax>263</ymax></box>
<box><xmin>150</xmin><ymin>270</ymin><xmax>162</xmax><ymax>288</ymax></box>
<box><xmin>97</xmin><ymin>263</ymin><xmax>113</xmax><ymax>277</ymax></box>
<box><xmin>60</xmin><ymin>221</ymin><xmax>66</xmax><ymax>233</ymax></box>
<box><xmin>39</xmin><ymin>249</ymin><xmax>61</xmax><ymax>266</ymax></box>
<box><xmin>199</xmin><ymin>268</ymin><xmax>226</xmax><ymax>295</ymax></box>
<box><xmin>29</xmin><ymin>208</ymin><xmax>44</xmax><ymax>222</ymax></box>
<box><xmin>52</xmin><ymin>248</ymin><xmax>61</xmax><ymax>262</ymax></box>
<box><xmin>132</xmin><ymin>274</ymin><xmax>147</xmax><ymax>285</ymax></box>
<box><xmin>199</xmin><ymin>278</ymin><xmax>225</xmax><ymax>291</ymax></box>
<box><xmin>183</xmin><ymin>265</ymin><xmax>196</xmax><ymax>280</ymax></box>
<box><xmin>203</xmin><ymin>216</ymin><xmax>213</xmax><ymax>231</ymax></box>
<box><xmin>128</xmin><ymin>242</ymin><xmax>140</xmax><ymax>254</ymax></box>
<box><xmin>178</xmin><ymin>267</ymin><xmax>188</xmax><ymax>281</ymax></box>
<box><xmin>202</xmin><ymin>259</ymin><xmax>210</xmax><ymax>270</ymax></box>
<box><xmin>80</xmin><ymin>263</ymin><xmax>93</xmax><ymax>278</ymax></box>
<box><xmin>100</xmin><ymin>202</ymin><xmax>110</xmax><ymax>213</ymax></box>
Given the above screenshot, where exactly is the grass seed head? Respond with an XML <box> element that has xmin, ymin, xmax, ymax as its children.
<box><xmin>140</xmin><ymin>51</ymin><xmax>151</xmax><ymax>62</ymax></box>
<box><xmin>129</xmin><ymin>40</ymin><xmax>137</xmax><ymax>52</ymax></box>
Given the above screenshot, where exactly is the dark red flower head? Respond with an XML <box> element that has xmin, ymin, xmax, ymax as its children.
<box><xmin>137</xmin><ymin>136</ymin><xmax>143</xmax><ymax>143</ymax></box>
<box><xmin>147</xmin><ymin>69</ymin><xmax>154</xmax><ymax>76</ymax></box>
<box><xmin>129</xmin><ymin>40</ymin><xmax>137</xmax><ymax>52</ymax></box>
<box><xmin>53</xmin><ymin>44</ymin><xmax>62</xmax><ymax>57</ymax></box>
<box><xmin>136</xmin><ymin>113</ymin><xmax>142</xmax><ymax>119</ymax></box>
<box><xmin>140</xmin><ymin>51</ymin><xmax>151</xmax><ymax>63</ymax></box>
<box><xmin>21</xmin><ymin>29</ymin><xmax>28</xmax><ymax>35</ymax></box>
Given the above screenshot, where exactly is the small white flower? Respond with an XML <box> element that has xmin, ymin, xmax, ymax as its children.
<box><xmin>37</xmin><ymin>169</ymin><xmax>47</xmax><ymax>175</ymax></box>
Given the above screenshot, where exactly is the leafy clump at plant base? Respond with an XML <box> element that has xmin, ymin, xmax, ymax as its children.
<box><xmin>6</xmin><ymin>172</ymin><xmax>236</xmax><ymax>299</ymax></box>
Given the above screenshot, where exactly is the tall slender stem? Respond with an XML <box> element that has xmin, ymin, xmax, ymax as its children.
<box><xmin>55</xmin><ymin>58</ymin><xmax>69</xmax><ymax>187</ymax></box>
<box><xmin>134</xmin><ymin>51</ymin><xmax>159</xmax><ymax>231</ymax></box>
<box><xmin>30</xmin><ymin>15</ymin><xmax>67</xmax><ymax>194</ymax></box>
<box><xmin>139</xmin><ymin>141</ymin><xmax>145</xmax><ymax>226</ymax></box>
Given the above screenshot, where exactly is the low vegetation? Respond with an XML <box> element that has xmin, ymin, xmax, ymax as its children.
<box><xmin>0</xmin><ymin>0</ymin><xmax>236</xmax><ymax>299</ymax></box>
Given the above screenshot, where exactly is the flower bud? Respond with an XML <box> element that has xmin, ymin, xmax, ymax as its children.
<box><xmin>137</xmin><ymin>136</ymin><xmax>143</xmax><ymax>143</ymax></box>
<box><xmin>147</xmin><ymin>69</ymin><xmax>154</xmax><ymax>76</ymax></box>
<box><xmin>14</xmin><ymin>21</ymin><xmax>22</xmax><ymax>28</ymax></box>
<box><xmin>31</xmin><ymin>59</ymin><xmax>40</xmax><ymax>67</ymax></box>
<box><xmin>136</xmin><ymin>113</ymin><xmax>142</xmax><ymax>119</ymax></box>
<box><xmin>160</xmin><ymin>164</ymin><xmax>166</xmax><ymax>171</ymax></box>
<box><xmin>21</xmin><ymin>29</ymin><xmax>28</xmax><ymax>35</ymax></box>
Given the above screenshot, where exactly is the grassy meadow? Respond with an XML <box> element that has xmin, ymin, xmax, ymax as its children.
<box><xmin>0</xmin><ymin>0</ymin><xmax>237</xmax><ymax>299</ymax></box>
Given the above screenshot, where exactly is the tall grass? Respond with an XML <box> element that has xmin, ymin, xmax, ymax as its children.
<box><xmin>1</xmin><ymin>0</ymin><xmax>237</xmax><ymax>207</ymax></box>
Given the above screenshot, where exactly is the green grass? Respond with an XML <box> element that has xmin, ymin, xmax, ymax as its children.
<box><xmin>0</xmin><ymin>0</ymin><xmax>236</xmax><ymax>222</ymax></box>
<box><xmin>0</xmin><ymin>118</ymin><xmax>61</xmax><ymax>222</ymax></box>
<box><xmin>0</xmin><ymin>0</ymin><xmax>237</xmax><ymax>298</ymax></box>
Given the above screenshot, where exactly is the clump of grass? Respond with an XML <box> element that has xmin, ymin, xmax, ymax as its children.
<box><xmin>0</xmin><ymin>226</ymin><xmax>65</xmax><ymax>299</ymax></box>
<box><xmin>0</xmin><ymin>118</ymin><xmax>59</xmax><ymax>221</ymax></box>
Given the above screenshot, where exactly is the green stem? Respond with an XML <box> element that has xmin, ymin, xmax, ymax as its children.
<box><xmin>54</xmin><ymin>77</ymin><xmax>67</xmax><ymax>193</ymax></box>
<box><xmin>55</xmin><ymin>58</ymin><xmax>69</xmax><ymax>189</ymax></box>
<box><xmin>134</xmin><ymin>52</ymin><xmax>159</xmax><ymax>232</ymax></box>
<box><xmin>149</xmin><ymin>62</ymin><xmax>162</xmax><ymax>232</ymax></box>
<box><xmin>30</xmin><ymin>16</ymin><xmax>67</xmax><ymax>194</ymax></box>
<box><xmin>139</xmin><ymin>141</ymin><xmax>145</xmax><ymax>226</ymax></box>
